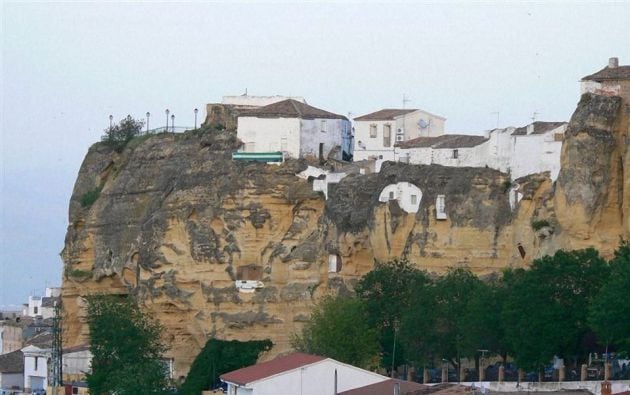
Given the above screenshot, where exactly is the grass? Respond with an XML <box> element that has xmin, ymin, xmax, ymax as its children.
<box><xmin>80</xmin><ymin>186</ymin><xmax>102</xmax><ymax>208</ymax></box>
<box><xmin>65</xmin><ymin>267</ymin><xmax>92</xmax><ymax>280</ymax></box>
<box><xmin>531</xmin><ymin>219</ymin><xmax>551</xmax><ymax>231</ymax></box>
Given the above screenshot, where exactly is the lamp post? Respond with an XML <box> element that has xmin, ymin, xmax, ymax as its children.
<box><xmin>171</xmin><ymin>114</ymin><xmax>175</xmax><ymax>134</ymax></box>
<box><xmin>165</xmin><ymin>109</ymin><xmax>170</xmax><ymax>133</ymax></box>
<box><xmin>194</xmin><ymin>108</ymin><xmax>199</xmax><ymax>129</ymax></box>
<box><xmin>146</xmin><ymin>112</ymin><xmax>150</xmax><ymax>133</ymax></box>
<box><xmin>109</xmin><ymin>114</ymin><xmax>113</xmax><ymax>128</ymax></box>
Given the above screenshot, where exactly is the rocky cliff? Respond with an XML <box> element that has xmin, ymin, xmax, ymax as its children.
<box><xmin>61</xmin><ymin>93</ymin><xmax>629</xmax><ymax>378</ymax></box>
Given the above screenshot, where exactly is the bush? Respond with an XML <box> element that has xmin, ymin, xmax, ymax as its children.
<box><xmin>80</xmin><ymin>187</ymin><xmax>102</xmax><ymax>208</ymax></box>
<box><xmin>179</xmin><ymin>339</ymin><xmax>272</xmax><ymax>394</ymax></box>
<box><xmin>531</xmin><ymin>219</ymin><xmax>551</xmax><ymax>231</ymax></box>
<box><xmin>102</xmin><ymin>115</ymin><xmax>144</xmax><ymax>152</ymax></box>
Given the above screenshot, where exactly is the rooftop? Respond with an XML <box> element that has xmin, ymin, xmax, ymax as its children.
<box><xmin>397</xmin><ymin>134</ymin><xmax>488</xmax><ymax>149</ymax></box>
<box><xmin>354</xmin><ymin>109</ymin><xmax>418</xmax><ymax>121</ymax></box>
<box><xmin>339</xmin><ymin>379</ymin><xmax>426</xmax><ymax>395</ymax></box>
<box><xmin>511</xmin><ymin>121</ymin><xmax>566</xmax><ymax>136</ymax></box>
<box><xmin>582</xmin><ymin>57</ymin><xmax>630</xmax><ymax>82</ymax></box>
<box><xmin>220</xmin><ymin>352</ymin><xmax>326</xmax><ymax>385</ymax></box>
<box><xmin>240</xmin><ymin>99</ymin><xmax>347</xmax><ymax>120</ymax></box>
<box><xmin>0</xmin><ymin>350</ymin><xmax>24</xmax><ymax>374</ymax></box>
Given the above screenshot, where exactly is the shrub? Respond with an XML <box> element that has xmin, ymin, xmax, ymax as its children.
<box><xmin>102</xmin><ymin>115</ymin><xmax>144</xmax><ymax>152</ymax></box>
<box><xmin>531</xmin><ymin>219</ymin><xmax>551</xmax><ymax>231</ymax></box>
<box><xmin>80</xmin><ymin>187</ymin><xmax>102</xmax><ymax>208</ymax></box>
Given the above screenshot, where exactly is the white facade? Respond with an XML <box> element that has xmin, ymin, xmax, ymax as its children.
<box><xmin>63</xmin><ymin>348</ymin><xmax>92</xmax><ymax>380</ymax></box>
<box><xmin>353</xmin><ymin>109</ymin><xmax>446</xmax><ymax>162</ymax></box>
<box><xmin>237</xmin><ymin>117</ymin><xmax>347</xmax><ymax>160</ymax></box>
<box><xmin>225</xmin><ymin>359</ymin><xmax>387</xmax><ymax>395</ymax></box>
<box><xmin>391</xmin><ymin>122</ymin><xmax>567</xmax><ymax>181</ymax></box>
<box><xmin>21</xmin><ymin>345</ymin><xmax>49</xmax><ymax>393</ymax></box>
<box><xmin>378</xmin><ymin>182</ymin><xmax>423</xmax><ymax>213</ymax></box>
<box><xmin>22</xmin><ymin>288</ymin><xmax>60</xmax><ymax>319</ymax></box>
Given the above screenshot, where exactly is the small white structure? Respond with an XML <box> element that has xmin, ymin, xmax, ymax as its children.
<box><xmin>297</xmin><ymin>166</ymin><xmax>349</xmax><ymax>200</ymax></box>
<box><xmin>353</xmin><ymin>108</ymin><xmax>446</xmax><ymax>161</ymax></box>
<box><xmin>235</xmin><ymin>280</ymin><xmax>265</xmax><ymax>293</ymax></box>
<box><xmin>435</xmin><ymin>195</ymin><xmax>447</xmax><ymax>220</ymax></box>
<box><xmin>237</xmin><ymin>99</ymin><xmax>350</xmax><ymax>160</ymax></box>
<box><xmin>0</xmin><ymin>350</ymin><xmax>24</xmax><ymax>393</ymax></box>
<box><xmin>22</xmin><ymin>287</ymin><xmax>60</xmax><ymax>319</ymax></box>
<box><xmin>378</xmin><ymin>182</ymin><xmax>422</xmax><ymax>213</ymax></box>
<box><xmin>220</xmin><ymin>353</ymin><xmax>388</xmax><ymax>395</ymax></box>
<box><xmin>581</xmin><ymin>57</ymin><xmax>630</xmax><ymax>98</ymax></box>
<box><xmin>21</xmin><ymin>345</ymin><xmax>49</xmax><ymax>393</ymax></box>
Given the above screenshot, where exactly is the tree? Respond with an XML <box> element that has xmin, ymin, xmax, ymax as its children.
<box><xmin>292</xmin><ymin>296</ymin><xmax>379</xmax><ymax>368</ymax></box>
<box><xmin>86</xmin><ymin>295</ymin><xmax>168</xmax><ymax>395</ymax></box>
<box><xmin>502</xmin><ymin>249</ymin><xmax>609</xmax><ymax>371</ymax></box>
<box><xmin>589</xmin><ymin>241</ymin><xmax>630</xmax><ymax>352</ymax></box>
<box><xmin>102</xmin><ymin>115</ymin><xmax>144</xmax><ymax>152</ymax></box>
<box><xmin>355</xmin><ymin>258</ymin><xmax>431</xmax><ymax>368</ymax></box>
<box><xmin>179</xmin><ymin>339</ymin><xmax>272</xmax><ymax>395</ymax></box>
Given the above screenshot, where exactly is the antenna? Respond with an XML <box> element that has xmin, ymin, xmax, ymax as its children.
<box><xmin>490</xmin><ymin>111</ymin><xmax>500</xmax><ymax>128</ymax></box>
<box><xmin>531</xmin><ymin>111</ymin><xmax>540</xmax><ymax>122</ymax></box>
<box><xmin>402</xmin><ymin>94</ymin><xmax>411</xmax><ymax>109</ymax></box>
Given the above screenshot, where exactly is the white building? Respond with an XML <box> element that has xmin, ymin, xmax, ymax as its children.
<box><xmin>0</xmin><ymin>350</ymin><xmax>24</xmax><ymax>393</ymax></box>
<box><xmin>22</xmin><ymin>287</ymin><xmax>60</xmax><ymax>319</ymax></box>
<box><xmin>21</xmin><ymin>345</ymin><xmax>49</xmax><ymax>393</ymax></box>
<box><xmin>378</xmin><ymin>182</ymin><xmax>423</xmax><ymax>213</ymax></box>
<box><xmin>353</xmin><ymin>108</ymin><xmax>446</xmax><ymax>161</ymax></box>
<box><xmin>62</xmin><ymin>345</ymin><xmax>92</xmax><ymax>383</ymax></box>
<box><xmin>393</xmin><ymin>121</ymin><xmax>567</xmax><ymax>181</ymax></box>
<box><xmin>237</xmin><ymin>99</ymin><xmax>351</xmax><ymax>160</ymax></box>
<box><xmin>220</xmin><ymin>353</ymin><xmax>388</xmax><ymax>395</ymax></box>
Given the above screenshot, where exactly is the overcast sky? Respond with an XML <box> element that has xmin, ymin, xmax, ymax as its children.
<box><xmin>1</xmin><ymin>1</ymin><xmax>629</xmax><ymax>308</ymax></box>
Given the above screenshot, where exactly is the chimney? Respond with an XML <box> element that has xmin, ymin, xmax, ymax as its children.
<box><xmin>608</xmin><ymin>57</ymin><xmax>619</xmax><ymax>68</ymax></box>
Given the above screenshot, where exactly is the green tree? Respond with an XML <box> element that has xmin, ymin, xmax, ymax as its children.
<box><xmin>589</xmin><ymin>241</ymin><xmax>630</xmax><ymax>352</ymax></box>
<box><xmin>502</xmin><ymin>249</ymin><xmax>609</xmax><ymax>371</ymax></box>
<box><xmin>86</xmin><ymin>295</ymin><xmax>168</xmax><ymax>395</ymax></box>
<box><xmin>102</xmin><ymin>115</ymin><xmax>144</xmax><ymax>152</ymax></box>
<box><xmin>292</xmin><ymin>296</ymin><xmax>379</xmax><ymax>368</ymax></box>
<box><xmin>355</xmin><ymin>258</ymin><xmax>431</xmax><ymax>368</ymax></box>
<box><xmin>180</xmin><ymin>339</ymin><xmax>272</xmax><ymax>395</ymax></box>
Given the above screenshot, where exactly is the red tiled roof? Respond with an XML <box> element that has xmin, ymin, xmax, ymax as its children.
<box><xmin>354</xmin><ymin>109</ymin><xmax>417</xmax><ymax>121</ymax></box>
<box><xmin>582</xmin><ymin>65</ymin><xmax>630</xmax><ymax>82</ymax></box>
<box><xmin>339</xmin><ymin>379</ymin><xmax>426</xmax><ymax>395</ymax></box>
<box><xmin>240</xmin><ymin>99</ymin><xmax>347</xmax><ymax>120</ymax></box>
<box><xmin>220</xmin><ymin>352</ymin><xmax>326</xmax><ymax>385</ymax></box>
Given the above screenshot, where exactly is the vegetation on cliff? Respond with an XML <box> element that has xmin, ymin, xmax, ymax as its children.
<box><xmin>86</xmin><ymin>295</ymin><xmax>169</xmax><ymax>395</ymax></box>
<box><xmin>295</xmin><ymin>245</ymin><xmax>629</xmax><ymax>376</ymax></box>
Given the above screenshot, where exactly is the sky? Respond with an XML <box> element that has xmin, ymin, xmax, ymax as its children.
<box><xmin>1</xmin><ymin>1</ymin><xmax>629</xmax><ymax>308</ymax></box>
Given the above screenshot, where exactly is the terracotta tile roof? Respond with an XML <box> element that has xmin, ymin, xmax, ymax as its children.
<box><xmin>582</xmin><ymin>65</ymin><xmax>630</xmax><ymax>82</ymax></box>
<box><xmin>511</xmin><ymin>121</ymin><xmax>566</xmax><ymax>136</ymax></box>
<box><xmin>339</xmin><ymin>379</ymin><xmax>426</xmax><ymax>395</ymax></box>
<box><xmin>354</xmin><ymin>109</ymin><xmax>418</xmax><ymax>121</ymax></box>
<box><xmin>240</xmin><ymin>99</ymin><xmax>347</xmax><ymax>120</ymax></box>
<box><xmin>397</xmin><ymin>134</ymin><xmax>488</xmax><ymax>149</ymax></box>
<box><xmin>0</xmin><ymin>350</ymin><xmax>24</xmax><ymax>373</ymax></box>
<box><xmin>220</xmin><ymin>352</ymin><xmax>326</xmax><ymax>385</ymax></box>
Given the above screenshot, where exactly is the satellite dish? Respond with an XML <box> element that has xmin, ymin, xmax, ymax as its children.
<box><xmin>419</xmin><ymin>119</ymin><xmax>429</xmax><ymax>129</ymax></box>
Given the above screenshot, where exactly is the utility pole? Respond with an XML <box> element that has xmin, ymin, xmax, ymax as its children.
<box><xmin>51</xmin><ymin>299</ymin><xmax>63</xmax><ymax>393</ymax></box>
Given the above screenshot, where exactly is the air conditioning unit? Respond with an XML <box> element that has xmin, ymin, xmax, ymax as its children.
<box><xmin>396</xmin><ymin>135</ymin><xmax>404</xmax><ymax>142</ymax></box>
<box><xmin>396</xmin><ymin>128</ymin><xmax>404</xmax><ymax>135</ymax></box>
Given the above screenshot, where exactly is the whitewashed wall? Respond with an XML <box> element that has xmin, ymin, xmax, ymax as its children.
<box><xmin>510</xmin><ymin>125</ymin><xmax>565</xmax><ymax>181</ymax></box>
<box><xmin>63</xmin><ymin>350</ymin><xmax>92</xmax><ymax>376</ymax></box>
<box><xmin>232</xmin><ymin>359</ymin><xmax>387</xmax><ymax>395</ymax></box>
<box><xmin>237</xmin><ymin>117</ymin><xmax>301</xmax><ymax>157</ymax></box>
<box><xmin>378</xmin><ymin>182</ymin><xmax>422</xmax><ymax>213</ymax></box>
<box><xmin>400</xmin><ymin>110</ymin><xmax>446</xmax><ymax>139</ymax></box>
<box><xmin>299</xmin><ymin>118</ymin><xmax>347</xmax><ymax>160</ymax></box>
<box><xmin>353</xmin><ymin>120</ymin><xmax>397</xmax><ymax>161</ymax></box>
<box><xmin>23</xmin><ymin>347</ymin><xmax>49</xmax><ymax>391</ymax></box>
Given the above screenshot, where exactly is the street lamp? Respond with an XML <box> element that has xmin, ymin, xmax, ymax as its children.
<box><xmin>165</xmin><ymin>109</ymin><xmax>170</xmax><ymax>133</ymax></box>
<box><xmin>194</xmin><ymin>108</ymin><xmax>199</xmax><ymax>129</ymax></box>
<box><xmin>171</xmin><ymin>114</ymin><xmax>175</xmax><ymax>134</ymax></box>
<box><xmin>109</xmin><ymin>114</ymin><xmax>113</xmax><ymax>128</ymax></box>
<box><xmin>146</xmin><ymin>112</ymin><xmax>150</xmax><ymax>133</ymax></box>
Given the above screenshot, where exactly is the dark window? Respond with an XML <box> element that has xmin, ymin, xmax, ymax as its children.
<box><xmin>452</xmin><ymin>149</ymin><xmax>459</xmax><ymax>159</ymax></box>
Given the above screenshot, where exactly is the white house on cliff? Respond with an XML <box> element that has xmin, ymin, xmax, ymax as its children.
<box><xmin>236</xmin><ymin>99</ymin><xmax>351</xmax><ymax>161</ymax></box>
<box><xmin>353</xmin><ymin>108</ymin><xmax>446</xmax><ymax>161</ymax></box>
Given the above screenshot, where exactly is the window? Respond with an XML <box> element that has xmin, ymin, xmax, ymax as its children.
<box><xmin>411</xmin><ymin>194</ymin><xmax>417</xmax><ymax>205</ymax></box>
<box><xmin>383</xmin><ymin>124</ymin><xmax>392</xmax><ymax>147</ymax></box>
<box><xmin>369</xmin><ymin>124</ymin><xmax>377</xmax><ymax>138</ymax></box>
<box><xmin>33</xmin><ymin>307</ymin><xmax>38</xmax><ymax>315</ymax></box>
<box><xmin>328</xmin><ymin>255</ymin><xmax>342</xmax><ymax>273</ymax></box>
<box><xmin>389</xmin><ymin>191</ymin><xmax>395</xmax><ymax>200</ymax></box>
<box><xmin>34</xmin><ymin>356</ymin><xmax>38</xmax><ymax>370</ymax></box>
<box><xmin>436</xmin><ymin>195</ymin><xmax>447</xmax><ymax>219</ymax></box>
<box><xmin>321</xmin><ymin>120</ymin><xmax>327</xmax><ymax>133</ymax></box>
<box><xmin>452</xmin><ymin>149</ymin><xmax>459</xmax><ymax>159</ymax></box>
<box><xmin>73</xmin><ymin>388</ymin><xmax>79</xmax><ymax>395</ymax></box>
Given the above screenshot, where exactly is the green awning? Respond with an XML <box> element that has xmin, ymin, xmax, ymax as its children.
<box><xmin>232</xmin><ymin>151</ymin><xmax>284</xmax><ymax>162</ymax></box>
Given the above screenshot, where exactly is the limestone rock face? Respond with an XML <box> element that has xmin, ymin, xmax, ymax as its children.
<box><xmin>61</xmin><ymin>91</ymin><xmax>629</xmax><ymax>377</ymax></box>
